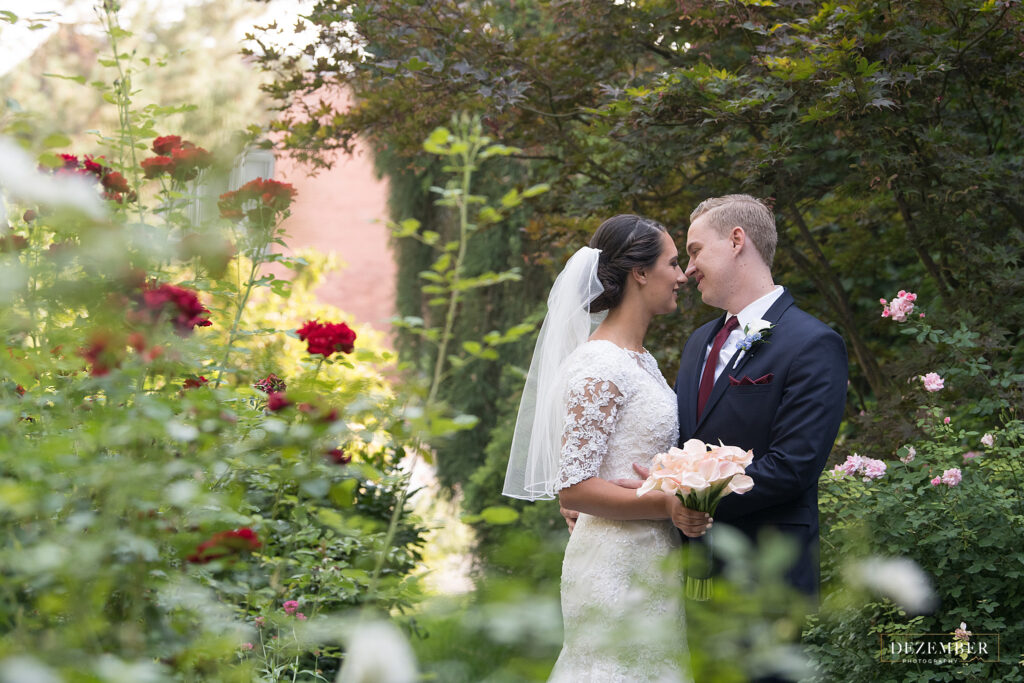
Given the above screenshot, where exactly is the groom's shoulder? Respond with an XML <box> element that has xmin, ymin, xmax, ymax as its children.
<box><xmin>780</xmin><ymin>303</ymin><xmax>844</xmax><ymax>343</ymax></box>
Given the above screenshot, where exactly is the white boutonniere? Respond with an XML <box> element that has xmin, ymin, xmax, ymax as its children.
<box><xmin>737</xmin><ymin>319</ymin><xmax>775</xmax><ymax>352</ymax></box>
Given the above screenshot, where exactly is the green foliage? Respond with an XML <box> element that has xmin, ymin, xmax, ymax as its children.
<box><xmin>805</xmin><ymin>313</ymin><xmax>1024</xmax><ymax>680</ymax></box>
<box><xmin>384</xmin><ymin>115</ymin><xmax>550</xmax><ymax>489</ymax></box>
<box><xmin>253</xmin><ymin>0</ymin><xmax>1024</xmax><ymax>448</ymax></box>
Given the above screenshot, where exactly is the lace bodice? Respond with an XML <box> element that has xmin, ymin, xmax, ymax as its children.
<box><xmin>556</xmin><ymin>340</ymin><xmax>680</xmax><ymax>490</ymax></box>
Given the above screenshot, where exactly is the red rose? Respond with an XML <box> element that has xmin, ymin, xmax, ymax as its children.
<box><xmin>58</xmin><ymin>153</ymin><xmax>79</xmax><ymax>170</ymax></box>
<box><xmin>83</xmin><ymin>155</ymin><xmax>108</xmax><ymax>178</ymax></box>
<box><xmin>152</xmin><ymin>135</ymin><xmax>182</xmax><ymax>155</ymax></box>
<box><xmin>0</xmin><ymin>235</ymin><xmax>29</xmax><ymax>253</ymax></box>
<box><xmin>139</xmin><ymin>282</ymin><xmax>212</xmax><ymax>336</ymax></box>
<box><xmin>186</xmin><ymin>527</ymin><xmax>261</xmax><ymax>564</ymax></box>
<box><xmin>127</xmin><ymin>331</ymin><xmax>147</xmax><ymax>352</ymax></box>
<box><xmin>253</xmin><ymin>373</ymin><xmax>286</xmax><ymax>394</ymax></box>
<box><xmin>183</xmin><ymin>376</ymin><xmax>208</xmax><ymax>389</ymax></box>
<box><xmin>79</xmin><ymin>331</ymin><xmax>120</xmax><ymax>376</ymax></box>
<box><xmin>15</xmin><ymin>385</ymin><xmax>25</xmax><ymax>397</ymax></box>
<box><xmin>267</xmin><ymin>392</ymin><xmax>290</xmax><ymax>411</ymax></box>
<box><xmin>141</xmin><ymin>156</ymin><xmax>175</xmax><ymax>179</ymax></box>
<box><xmin>325</xmin><ymin>448</ymin><xmax>351</xmax><ymax>465</ymax></box>
<box><xmin>218</xmin><ymin>178</ymin><xmax>297</xmax><ymax>220</ymax></box>
<box><xmin>170</xmin><ymin>146</ymin><xmax>212</xmax><ymax>181</ymax></box>
<box><xmin>102</xmin><ymin>171</ymin><xmax>131</xmax><ymax>193</ymax></box>
<box><xmin>296</xmin><ymin>320</ymin><xmax>357</xmax><ymax>357</ymax></box>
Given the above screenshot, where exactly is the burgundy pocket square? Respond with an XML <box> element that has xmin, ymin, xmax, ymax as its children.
<box><xmin>729</xmin><ymin>373</ymin><xmax>774</xmax><ymax>386</ymax></box>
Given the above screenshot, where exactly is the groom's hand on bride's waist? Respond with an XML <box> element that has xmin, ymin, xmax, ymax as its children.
<box><xmin>559</xmin><ymin>505</ymin><xmax>579</xmax><ymax>533</ymax></box>
<box><xmin>606</xmin><ymin>462</ymin><xmax>649</xmax><ymax>489</ymax></box>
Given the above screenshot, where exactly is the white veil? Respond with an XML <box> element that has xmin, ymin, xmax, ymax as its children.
<box><xmin>503</xmin><ymin>246</ymin><xmax>604</xmax><ymax>500</ymax></box>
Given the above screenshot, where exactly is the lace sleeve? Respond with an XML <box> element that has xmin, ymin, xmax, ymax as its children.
<box><xmin>555</xmin><ymin>377</ymin><xmax>626</xmax><ymax>491</ymax></box>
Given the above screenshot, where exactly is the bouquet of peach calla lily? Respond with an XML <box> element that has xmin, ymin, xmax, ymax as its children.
<box><xmin>637</xmin><ymin>438</ymin><xmax>755</xmax><ymax>600</ymax></box>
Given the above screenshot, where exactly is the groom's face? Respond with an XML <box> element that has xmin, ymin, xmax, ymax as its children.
<box><xmin>684</xmin><ymin>215</ymin><xmax>736</xmax><ymax>310</ymax></box>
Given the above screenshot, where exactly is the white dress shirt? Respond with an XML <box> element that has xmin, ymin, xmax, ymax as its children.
<box><xmin>700</xmin><ymin>286</ymin><xmax>785</xmax><ymax>385</ymax></box>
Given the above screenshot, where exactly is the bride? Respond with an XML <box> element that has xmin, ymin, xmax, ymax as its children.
<box><xmin>503</xmin><ymin>215</ymin><xmax>706</xmax><ymax>682</ymax></box>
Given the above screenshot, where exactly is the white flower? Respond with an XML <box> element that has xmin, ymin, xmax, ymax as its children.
<box><xmin>981</xmin><ymin>433</ymin><xmax>994</xmax><ymax>448</ymax></box>
<box><xmin>745</xmin><ymin>318</ymin><xmax>773</xmax><ymax>335</ymax></box>
<box><xmin>847</xmin><ymin>556</ymin><xmax>936</xmax><ymax>615</ymax></box>
<box><xmin>336</xmin><ymin>620</ymin><xmax>418</xmax><ymax>683</ymax></box>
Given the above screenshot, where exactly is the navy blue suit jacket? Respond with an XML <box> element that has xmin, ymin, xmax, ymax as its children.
<box><xmin>675</xmin><ymin>289</ymin><xmax>847</xmax><ymax>596</ymax></box>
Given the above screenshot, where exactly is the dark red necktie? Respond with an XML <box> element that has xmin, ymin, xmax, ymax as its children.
<box><xmin>697</xmin><ymin>315</ymin><xmax>739</xmax><ymax>419</ymax></box>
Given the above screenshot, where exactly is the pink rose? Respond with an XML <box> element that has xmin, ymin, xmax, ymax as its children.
<box><xmin>943</xmin><ymin>416</ymin><xmax>951</xmax><ymax>425</ymax></box>
<box><xmin>940</xmin><ymin>468</ymin><xmax>962</xmax><ymax>486</ymax></box>
<box><xmin>861</xmin><ymin>459</ymin><xmax>887</xmax><ymax>481</ymax></box>
<box><xmin>241</xmin><ymin>642</ymin><xmax>254</xmax><ymax>651</ymax></box>
<box><xmin>296</xmin><ymin>612</ymin><xmax>307</xmax><ymax>621</ymax></box>
<box><xmin>920</xmin><ymin>372</ymin><xmax>944</xmax><ymax>392</ymax></box>
<box><xmin>899</xmin><ymin>446</ymin><xmax>916</xmax><ymax>464</ymax></box>
<box><xmin>880</xmin><ymin>290</ymin><xmax>917</xmax><ymax>322</ymax></box>
<box><xmin>831</xmin><ymin>454</ymin><xmax>886</xmax><ymax>481</ymax></box>
<box><xmin>283</xmin><ymin>600</ymin><xmax>299</xmax><ymax>615</ymax></box>
<box><xmin>981</xmin><ymin>433</ymin><xmax>994</xmax><ymax>447</ymax></box>
<box><xmin>962</xmin><ymin>451</ymin><xmax>980</xmax><ymax>461</ymax></box>
<box><xmin>930</xmin><ymin>476</ymin><xmax>942</xmax><ymax>486</ymax></box>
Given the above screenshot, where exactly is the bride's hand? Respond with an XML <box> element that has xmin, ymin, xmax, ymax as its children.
<box><xmin>666</xmin><ymin>495</ymin><xmax>712</xmax><ymax>538</ymax></box>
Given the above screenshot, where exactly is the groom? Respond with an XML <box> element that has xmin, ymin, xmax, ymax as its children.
<box><xmin>669</xmin><ymin>194</ymin><xmax>848</xmax><ymax>598</ymax></box>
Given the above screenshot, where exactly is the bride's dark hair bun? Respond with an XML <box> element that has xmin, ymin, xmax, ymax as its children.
<box><xmin>588</xmin><ymin>214</ymin><xmax>668</xmax><ymax>313</ymax></box>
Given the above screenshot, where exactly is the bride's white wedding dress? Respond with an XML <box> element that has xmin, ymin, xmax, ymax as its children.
<box><xmin>549</xmin><ymin>340</ymin><xmax>689</xmax><ymax>683</ymax></box>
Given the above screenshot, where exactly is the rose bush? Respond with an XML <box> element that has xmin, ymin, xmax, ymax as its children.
<box><xmin>0</xmin><ymin>9</ymin><xmax>428</xmax><ymax>679</ymax></box>
<box><xmin>805</xmin><ymin>296</ymin><xmax>1024</xmax><ymax>682</ymax></box>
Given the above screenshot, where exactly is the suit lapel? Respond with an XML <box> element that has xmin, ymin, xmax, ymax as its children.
<box><xmin>695</xmin><ymin>289</ymin><xmax>796</xmax><ymax>431</ymax></box>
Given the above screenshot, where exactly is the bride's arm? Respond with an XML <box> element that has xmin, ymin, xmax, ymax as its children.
<box><xmin>561</xmin><ymin>480</ymin><xmax>710</xmax><ymax>536</ymax></box>
<box><xmin>555</xmin><ymin>374</ymin><xmax>711</xmax><ymax>535</ymax></box>
<box><xmin>554</xmin><ymin>375</ymin><xmax>709</xmax><ymax>534</ymax></box>
<box><xmin>559</xmin><ymin>477</ymin><xmax>674</xmax><ymax>520</ymax></box>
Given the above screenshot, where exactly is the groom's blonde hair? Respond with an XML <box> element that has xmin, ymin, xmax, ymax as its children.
<box><xmin>690</xmin><ymin>194</ymin><xmax>777</xmax><ymax>267</ymax></box>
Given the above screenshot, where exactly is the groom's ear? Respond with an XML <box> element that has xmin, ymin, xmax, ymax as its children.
<box><xmin>730</xmin><ymin>226</ymin><xmax>746</xmax><ymax>252</ymax></box>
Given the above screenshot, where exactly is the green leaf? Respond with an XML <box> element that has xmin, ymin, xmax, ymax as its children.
<box><xmin>394</xmin><ymin>218</ymin><xmax>420</xmax><ymax>237</ymax></box>
<box><xmin>41</xmin><ymin>133</ymin><xmax>72</xmax><ymax>149</ymax></box>
<box><xmin>521</xmin><ymin>183</ymin><xmax>550</xmax><ymax>198</ymax></box>
<box><xmin>422</xmin><ymin>127</ymin><xmax>451</xmax><ymax>154</ymax></box>
<box><xmin>479</xmin><ymin>143</ymin><xmax>520</xmax><ymax>159</ymax></box>
<box><xmin>499</xmin><ymin>189</ymin><xmax>521</xmax><ymax>208</ymax></box>
<box><xmin>329</xmin><ymin>479</ymin><xmax>357</xmax><ymax>508</ymax></box>
<box><xmin>477</xmin><ymin>206</ymin><xmax>501</xmax><ymax>224</ymax></box>
<box><xmin>405</xmin><ymin>56</ymin><xmax>430</xmax><ymax>72</ymax></box>
<box><xmin>43</xmin><ymin>73</ymin><xmax>86</xmax><ymax>85</ymax></box>
<box><xmin>36</xmin><ymin>152</ymin><xmax>63</xmax><ymax>169</ymax></box>
<box><xmin>480</xmin><ymin>506</ymin><xmax>519</xmax><ymax>525</ymax></box>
